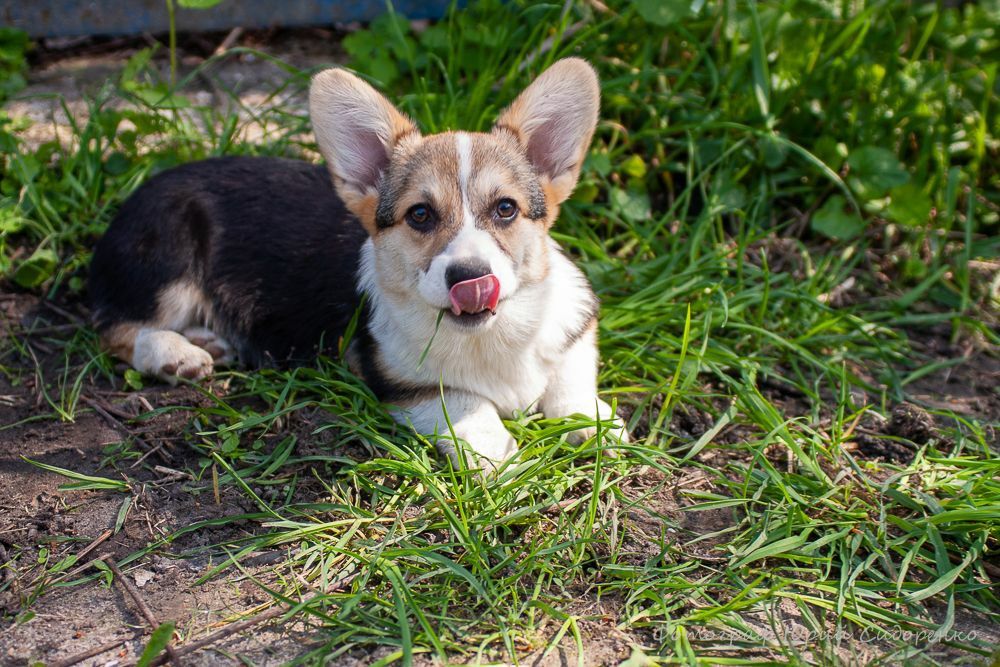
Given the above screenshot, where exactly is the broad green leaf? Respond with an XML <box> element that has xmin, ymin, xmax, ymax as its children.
<box><xmin>711</xmin><ymin>174</ymin><xmax>747</xmax><ymax>213</ymax></box>
<box><xmin>136</xmin><ymin>622</ymin><xmax>175</xmax><ymax>667</ymax></box>
<box><xmin>418</xmin><ymin>24</ymin><xmax>449</xmax><ymax>51</ymax></box>
<box><xmin>887</xmin><ymin>182</ymin><xmax>932</xmax><ymax>227</ymax></box>
<box><xmin>124</xmin><ymin>369</ymin><xmax>144</xmax><ymax>391</ymax></box>
<box><xmin>610</xmin><ymin>187</ymin><xmax>651</xmax><ymax>222</ymax></box>
<box><xmin>812</xmin><ymin>136</ymin><xmax>848</xmax><ymax>171</ymax></box>
<box><xmin>366</xmin><ymin>53</ymin><xmax>400</xmax><ymax>87</ymax></box>
<box><xmin>621</xmin><ymin>154</ymin><xmax>648</xmax><ymax>179</ymax></box>
<box><xmin>586</xmin><ymin>151</ymin><xmax>612</xmax><ymax>177</ymax></box>
<box><xmin>92</xmin><ymin>560</ymin><xmax>113</xmax><ymax>587</ymax></box>
<box><xmin>760</xmin><ymin>134</ymin><xmax>787</xmax><ymax>168</ymax></box>
<box><xmin>13</xmin><ymin>248</ymin><xmax>58</xmax><ymax>288</ymax></box>
<box><xmin>811</xmin><ymin>195</ymin><xmax>865</xmax><ymax>240</ymax></box>
<box><xmin>847</xmin><ymin>145</ymin><xmax>909</xmax><ymax>198</ymax></box>
<box><xmin>0</xmin><ymin>206</ymin><xmax>27</xmax><ymax>233</ymax></box>
<box><xmin>104</xmin><ymin>152</ymin><xmax>131</xmax><ymax>176</ymax></box>
<box><xmin>630</xmin><ymin>0</ymin><xmax>691</xmax><ymax>26</ymax></box>
<box><xmin>572</xmin><ymin>181</ymin><xmax>599</xmax><ymax>203</ymax></box>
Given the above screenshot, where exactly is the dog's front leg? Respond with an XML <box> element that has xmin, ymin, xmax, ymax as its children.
<box><xmin>540</xmin><ymin>324</ymin><xmax>629</xmax><ymax>445</ymax></box>
<box><xmin>394</xmin><ymin>390</ymin><xmax>517</xmax><ymax>472</ymax></box>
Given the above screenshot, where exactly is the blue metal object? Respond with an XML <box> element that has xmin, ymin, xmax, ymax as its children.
<box><xmin>1</xmin><ymin>1</ymin><xmax>455</xmax><ymax>38</ymax></box>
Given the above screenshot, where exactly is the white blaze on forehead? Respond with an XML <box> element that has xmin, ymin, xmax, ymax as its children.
<box><xmin>456</xmin><ymin>132</ymin><xmax>475</xmax><ymax>228</ymax></box>
<box><xmin>411</xmin><ymin>132</ymin><xmax>519</xmax><ymax>313</ymax></box>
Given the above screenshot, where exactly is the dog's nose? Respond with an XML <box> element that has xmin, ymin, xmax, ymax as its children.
<box><xmin>445</xmin><ymin>259</ymin><xmax>492</xmax><ymax>288</ymax></box>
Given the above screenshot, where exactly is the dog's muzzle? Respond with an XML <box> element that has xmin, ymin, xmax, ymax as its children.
<box><xmin>445</xmin><ymin>260</ymin><xmax>500</xmax><ymax>315</ymax></box>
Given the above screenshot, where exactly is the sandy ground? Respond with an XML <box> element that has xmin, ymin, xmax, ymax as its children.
<box><xmin>6</xmin><ymin>28</ymin><xmax>343</xmax><ymax>152</ymax></box>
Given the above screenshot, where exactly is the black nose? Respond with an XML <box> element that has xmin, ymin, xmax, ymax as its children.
<box><xmin>445</xmin><ymin>259</ymin><xmax>492</xmax><ymax>288</ymax></box>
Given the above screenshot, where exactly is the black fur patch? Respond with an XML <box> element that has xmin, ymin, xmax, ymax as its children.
<box><xmin>525</xmin><ymin>184</ymin><xmax>548</xmax><ymax>221</ymax></box>
<box><xmin>90</xmin><ymin>156</ymin><xmax>368</xmax><ymax>368</ymax></box>
<box><xmin>374</xmin><ymin>181</ymin><xmax>398</xmax><ymax>230</ymax></box>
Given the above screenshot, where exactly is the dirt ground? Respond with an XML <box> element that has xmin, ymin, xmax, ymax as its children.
<box><xmin>2</xmin><ymin>295</ymin><xmax>998</xmax><ymax>665</ymax></box>
<box><xmin>7</xmin><ymin>27</ymin><xmax>345</xmax><ymax>152</ymax></box>
<box><xmin>2</xmin><ymin>31</ymin><xmax>999</xmax><ymax>667</ymax></box>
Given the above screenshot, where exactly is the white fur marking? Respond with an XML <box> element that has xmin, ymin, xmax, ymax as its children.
<box><xmin>182</xmin><ymin>326</ymin><xmax>235</xmax><ymax>366</ymax></box>
<box><xmin>396</xmin><ymin>391</ymin><xmax>516</xmax><ymax>472</ymax></box>
<box><xmin>132</xmin><ymin>329</ymin><xmax>214</xmax><ymax>385</ymax></box>
<box><xmin>456</xmin><ymin>132</ymin><xmax>474</xmax><ymax>229</ymax></box>
<box><xmin>539</xmin><ymin>327</ymin><xmax>629</xmax><ymax>445</ymax></box>
<box><xmin>414</xmin><ymin>133</ymin><xmax>518</xmax><ymax>311</ymax></box>
<box><xmin>155</xmin><ymin>282</ymin><xmax>212</xmax><ymax>332</ymax></box>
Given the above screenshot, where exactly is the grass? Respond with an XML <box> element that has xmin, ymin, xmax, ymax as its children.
<box><xmin>1</xmin><ymin>0</ymin><xmax>999</xmax><ymax>664</ymax></box>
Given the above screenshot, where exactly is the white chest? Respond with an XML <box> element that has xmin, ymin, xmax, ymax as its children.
<box><xmin>360</xmin><ymin>240</ymin><xmax>594</xmax><ymax>415</ymax></box>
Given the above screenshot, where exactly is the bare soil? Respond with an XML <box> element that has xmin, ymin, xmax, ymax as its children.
<box><xmin>2</xmin><ymin>32</ymin><xmax>999</xmax><ymax>667</ymax></box>
<box><xmin>3</xmin><ymin>290</ymin><xmax>997</xmax><ymax>666</ymax></box>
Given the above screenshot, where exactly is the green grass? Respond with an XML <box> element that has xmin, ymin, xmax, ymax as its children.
<box><xmin>2</xmin><ymin>0</ymin><xmax>999</xmax><ymax>664</ymax></box>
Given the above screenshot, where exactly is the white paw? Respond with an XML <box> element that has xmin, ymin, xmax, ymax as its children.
<box><xmin>133</xmin><ymin>329</ymin><xmax>214</xmax><ymax>385</ymax></box>
<box><xmin>182</xmin><ymin>326</ymin><xmax>235</xmax><ymax>366</ymax></box>
<box><xmin>436</xmin><ymin>430</ymin><xmax>517</xmax><ymax>476</ymax></box>
<box><xmin>551</xmin><ymin>398</ymin><xmax>630</xmax><ymax>448</ymax></box>
<box><xmin>567</xmin><ymin>418</ymin><xmax>630</xmax><ymax>446</ymax></box>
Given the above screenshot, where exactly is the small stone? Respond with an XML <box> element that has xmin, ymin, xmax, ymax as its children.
<box><xmin>132</xmin><ymin>569</ymin><xmax>155</xmax><ymax>588</ymax></box>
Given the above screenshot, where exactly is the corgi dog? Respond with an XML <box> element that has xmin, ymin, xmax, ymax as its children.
<box><xmin>89</xmin><ymin>58</ymin><xmax>628</xmax><ymax>469</ymax></box>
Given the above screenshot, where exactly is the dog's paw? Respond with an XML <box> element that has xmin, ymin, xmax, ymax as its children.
<box><xmin>133</xmin><ymin>329</ymin><xmax>215</xmax><ymax>385</ymax></box>
<box><xmin>551</xmin><ymin>398</ymin><xmax>630</xmax><ymax>450</ymax></box>
<box><xmin>567</xmin><ymin>418</ymin><xmax>630</xmax><ymax>445</ymax></box>
<box><xmin>436</xmin><ymin>430</ymin><xmax>517</xmax><ymax>476</ymax></box>
<box><xmin>182</xmin><ymin>327</ymin><xmax>235</xmax><ymax>366</ymax></box>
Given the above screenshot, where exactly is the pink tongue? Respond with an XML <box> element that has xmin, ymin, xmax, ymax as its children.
<box><xmin>449</xmin><ymin>274</ymin><xmax>501</xmax><ymax>316</ymax></box>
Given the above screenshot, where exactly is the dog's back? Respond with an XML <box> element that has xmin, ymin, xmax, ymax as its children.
<box><xmin>90</xmin><ymin>156</ymin><xmax>366</xmax><ymax>374</ymax></box>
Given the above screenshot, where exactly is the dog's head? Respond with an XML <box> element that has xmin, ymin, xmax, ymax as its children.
<box><xmin>309</xmin><ymin>58</ymin><xmax>599</xmax><ymax>329</ymax></box>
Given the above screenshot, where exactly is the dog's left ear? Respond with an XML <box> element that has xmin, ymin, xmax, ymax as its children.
<box><xmin>494</xmin><ymin>58</ymin><xmax>600</xmax><ymax>205</ymax></box>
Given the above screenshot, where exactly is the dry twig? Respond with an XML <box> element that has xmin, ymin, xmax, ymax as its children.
<box><xmin>102</xmin><ymin>556</ymin><xmax>183</xmax><ymax>666</ymax></box>
<box><xmin>47</xmin><ymin>637</ymin><xmax>136</xmax><ymax>667</ymax></box>
<box><xmin>82</xmin><ymin>395</ymin><xmax>173</xmax><ymax>463</ymax></box>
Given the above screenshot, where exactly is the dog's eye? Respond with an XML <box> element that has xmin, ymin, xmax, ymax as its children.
<box><xmin>405</xmin><ymin>204</ymin><xmax>435</xmax><ymax>231</ymax></box>
<box><xmin>495</xmin><ymin>198</ymin><xmax>518</xmax><ymax>222</ymax></box>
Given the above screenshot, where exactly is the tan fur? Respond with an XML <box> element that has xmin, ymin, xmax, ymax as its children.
<box><xmin>99</xmin><ymin>282</ymin><xmax>211</xmax><ymax>360</ymax></box>
<box><xmin>101</xmin><ymin>322</ymin><xmax>139</xmax><ymax>361</ymax></box>
<box><xmin>494</xmin><ymin>58</ymin><xmax>600</xmax><ymax>206</ymax></box>
<box><xmin>346</xmin><ymin>192</ymin><xmax>380</xmax><ymax>236</ymax></box>
<box><xmin>366</xmin><ymin>130</ymin><xmax>554</xmax><ymax>302</ymax></box>
<box><xmin>540</xmin><ymin>181</ymin><xmax>565</xmax><ymax>224</ymax></box>
<box><xmin>155</xmin><ymin>282</ymin><xmax>212</xmax><ymax>330</ymax></box>
<box><xmin>309</xmin><ymin>68</ymin><xmax>419</xmax><ymax>232</ymax></box>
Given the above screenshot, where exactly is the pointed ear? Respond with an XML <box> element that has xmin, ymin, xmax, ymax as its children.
<box><xmin>309</xmin><ymin>68</ymin><xmax>419</xmax><ymax>230</ymax></box>
<box><xmin>494</xmin><ymin>58</ymin><xmax>600</xmax><ymax>204</ymax></box>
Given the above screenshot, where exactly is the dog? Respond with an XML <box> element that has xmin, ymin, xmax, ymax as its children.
<box><xmin>89</xmin><ymin>57</ymin><xmax>628</xmax><ymax>469</ymax></box>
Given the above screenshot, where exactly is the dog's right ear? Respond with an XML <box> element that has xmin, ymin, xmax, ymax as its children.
<box><xmin>310</xmin><ymin>68</ymin><xmax>419</xmax><ymax>233</ymax></box>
